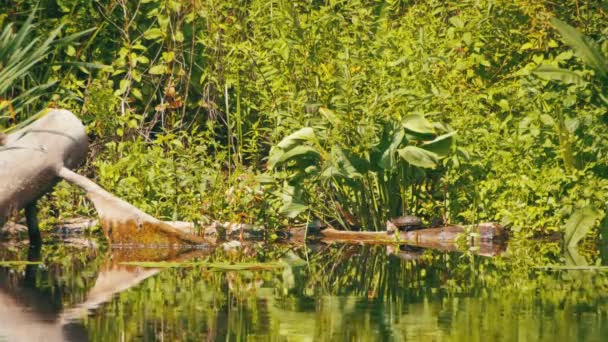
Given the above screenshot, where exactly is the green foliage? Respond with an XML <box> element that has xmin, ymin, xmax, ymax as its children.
<box><xmin>0</xmin><ymin>7</ymin><xmax>94</xmax><ymax>126</ymax></box>
<box><xmin>564</xmin><ymin>206</ymin><xmax>602</xmax><ymax>248</ymax></box>
<box><xmin>3</xmin><ymin>0</ymin><xmax>606</xmax><ymax>241</ymax></box>
<box><xmin>267</xmin><ymin>115</ymin><xmax>456</xmax><ymax>229</ymax></box>
<box><xmin>93</xmin><ymin>128</ymin><xmax>281</xmax><ymax>226</ymax></box>
<box><xmin>550</xmin><ymin>18</ymin><xmax>608</xmax><ymax>79</ymax></box>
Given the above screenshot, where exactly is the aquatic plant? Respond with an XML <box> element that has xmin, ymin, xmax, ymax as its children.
<box><xmin>266</xmin><ymin>114</ymin><xmax>456</xmax><ymax>230</ymax></box>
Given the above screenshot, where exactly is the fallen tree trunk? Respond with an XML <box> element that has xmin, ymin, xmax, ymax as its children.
<box><xmin>0</xmin><ymin>109</ymin><xmax>205</xmax><ymax>246</ymax></box>
<box><xmin>58</xmin><ymin>167</ymin><xmax>206</xmax><ymax>245</ymax></box>
<box><xmin>0</xmin><ymin>108</ymin><xmax>508</xmax><ymax>251</ymax></box>
<box><xmin>319</xmin><ymin>223</ymin><xmax>507</xmax><ymax>256</ymax></box>
<box><xmin>0</xmin><ymin>109</ymin><xmax>88</xmax><ymax>245</ymax></box>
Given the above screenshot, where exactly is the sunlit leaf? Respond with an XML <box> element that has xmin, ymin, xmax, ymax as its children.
<box><xmin>564</xmin><ymin>206</ymin><xmax>601</xmax><ymax>248</ymax></box>
<box><xmin>143</xmin><ymin>28</ymin><xmax>164</xmax><ymax>40</ymax></box>
<box><xmin>397</xmin><ymin>146</ymin><xmax>439</xmax><ymax>168</ymax></box>
<box><xmin>149</xmin><ymin>64</ymin><xmax>167</xmax><ymax>75</ymax></box>
<box><xmin>276</xmin><ymin>127</ymin><xmax>317</xmax><ymax>150</ymax></box>
<box><xmin>267</xmin><ymin>145</ymin><xmax>319</xmax><ymax>168</ymax></box>
<box><xmin>402</xmin><ymin>114</ymin><xmax>436</xmax><ymax>136</ymax></box>
<box><xmin>421</xmin><ymin>131</ymin><xmax>456</xmax><ymax>157</ymax></box>
<box><xmin>379</xmin><ymin>128</ymin><xmax>404</xmax><ymax>170</ymax></box>
<box><xmin>551</xmin><ymin>18</ymin><xmax>608</xmax><ymax>78</ymax></box>
<box><xmin>533</xmin><ymin>65</ymin><xmax>586</xmax><ymax>85</ymax></box>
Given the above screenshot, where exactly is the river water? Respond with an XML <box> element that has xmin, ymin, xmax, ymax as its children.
<box><xmin>0</xmin><ymin>237</ymin><xmax>607</xmax><ymax>341</ymax></box>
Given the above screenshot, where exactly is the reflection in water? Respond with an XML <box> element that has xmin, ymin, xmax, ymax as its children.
<box><xmin>0</xmin><ymin>240</ymin><xmax>607</xmax><ymax>341</ymax></box>
<box><xmin>0</xmin><ymin>242</ymin><xmax>208</xmax><ymax>341</ymax></box>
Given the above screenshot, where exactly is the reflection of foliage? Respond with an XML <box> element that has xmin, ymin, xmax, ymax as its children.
<box><xmin>74</xmin><ymin>241</ymin><xmax>608</xmax><ymax>341</ymax></box>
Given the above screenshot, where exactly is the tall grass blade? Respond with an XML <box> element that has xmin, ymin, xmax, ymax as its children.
<box><xmin>551</xmin><ymin>18</ymin><xmax>608</xmax><ymax>78</ymax></box>
<box><xmin>564</xmin><ymin>206</ymin><xmax>602</xmax><ymax>248</ymax></box>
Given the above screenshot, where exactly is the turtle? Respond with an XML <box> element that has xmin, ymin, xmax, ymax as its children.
<box><xmin>386</xmin><ymin>215</ymin><xmax>423</xmax><ymax>235</ymax></box>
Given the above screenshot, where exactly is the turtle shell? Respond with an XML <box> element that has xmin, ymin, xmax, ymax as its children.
<box><xmin>389</xmin><ymin>215</ymin><xmax>423</xmax><ymax>231</ymax></box>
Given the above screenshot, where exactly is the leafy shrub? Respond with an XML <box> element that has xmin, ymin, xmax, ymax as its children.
<box><xmin>267</xmin><ymin>114</ymin><xmax>456</xmax><ymax>230</ymax></box>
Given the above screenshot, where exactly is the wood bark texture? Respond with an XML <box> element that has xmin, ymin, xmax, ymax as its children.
<box><xmin>0</xmin><ymin>109</ymin><xmax>87</xmax><ymax>228</ymax></box>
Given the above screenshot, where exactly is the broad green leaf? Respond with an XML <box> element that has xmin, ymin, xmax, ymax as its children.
<box><xmin>564</xmin><ymin>246</ymin><xmax>588</xmax><ymax>267</ymax></box>
<box><xmin>551</xmin><ymin>18</ymin><xmax>608</xmax><ymax>78</ymax></box>
<box><xmin>266</xmin><ymin>147</ymin><xmax>284</xmax><ymax>168</ymax></box>
<box><xmin>331</xmin><ymin>146</ymin><xmax>363</xmax><ymax>179</ymax></box>
<box><xmin>563</xmin><ymin>206</ymin><xmax>601</xmax><ymax>248</ymax></box>
<box><xmin>371</xmin><ymin>123</ymin><xmax>397</xmax><ymax>170</ymax></box>
<box><xmin>280</xmin><ymin>201</ymin><xmax>308</xmax><ymax>218</ymax></box>
<box><xmin>565</xmin><ymin>117</ymin><xmax>579</xmax><ymax>133</ymax></box>
<box><xmin>276</xmin><ymin>127</ymin><xmax>317</xmax><ymax>150</ymax></box>
<box><xmin>143</xmin><ymin>28</ymin><xmax>164</xmax><ymax>40</ymax></box>
<box><xmin>115</xmin><ymin>79</ymin><xmax>130</xmax><ymax>96</ymax></box>
<box><xmin>540</xmin><ymin>114</ymin><xmax>555</xmax><ymax>126</ymax></box>
<box><xmin>131</xmin><ymin>87</ymin><xmax>143</xmax><ymax>100</ymax></box>
<box><xmin>402</xmin><ymin>114</ymin><xmax>436</xmax><ymax>136</ymax></box>
<box><xmin>267</xmin><ymin>145</ymin><xmax>319</xmax><ymax>168</ymax></box>
<box><xmin>149</xmin><ymin>64</ymin><xmax>167</xmax><ymax>75</ymax></box>
<box><xmin>397</xmin><ymin>146</ymin><xmax>439</xmax><ymax>168</ymax></box>
<box><xmin>421</xmin><ymin>131</ymin><xmax>456</xmax><ymax>157</ymax></box>
<box><xmin>533</xmin><ymin>64</ymin><xmax>586</xmax><ymax>85</ymax></box>
<box><xmin>379</xmin><ymin>128</ymin><xmax>405</xmax><ymax>170</ymax></box>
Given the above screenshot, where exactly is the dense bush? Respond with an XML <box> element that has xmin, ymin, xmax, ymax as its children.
<box><xmin>1</xmin><ymin>0</ymin><xmax>606</xmax><ymax>235</ymax></box>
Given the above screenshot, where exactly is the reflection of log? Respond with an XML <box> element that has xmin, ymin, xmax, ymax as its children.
<box><xmin>320</xmin><ymin>223</ymin><xmax>507</xmax><ymax>257</ymax></box>
<box><xmin>60</xmin><ymin>248</ymin><xmax>208</xmax><ymax>322</ymax></box>
<box><xmin>0</xmin><ymin>242</ymin><xmax>208</xmax><ymax>340</ymax></box>
<box><xmin>0</xmin><ymin>109</ymin><xmax>88</xmax><ymax>244</ymax></box>
<box><xmin>0</xmin><ymin>243</ymin><xmax>97</xmax><ymax>341</ymax></box>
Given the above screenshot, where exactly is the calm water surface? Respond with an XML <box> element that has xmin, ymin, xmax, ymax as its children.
<box><xmin>0</xmin><ymin>237</ymin><xmax>607</xmax><ymax>341</ymax></box>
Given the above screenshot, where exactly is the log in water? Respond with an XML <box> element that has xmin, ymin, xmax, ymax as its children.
<box><xmin>320</xmin><ymin>223</ymin><xmax>507</xmax><ymax>256</ymax></box>
<box><xmin>0</xmin><ymin>109</ymin><xmax>206</xmax><ymax>246</ymax></box>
